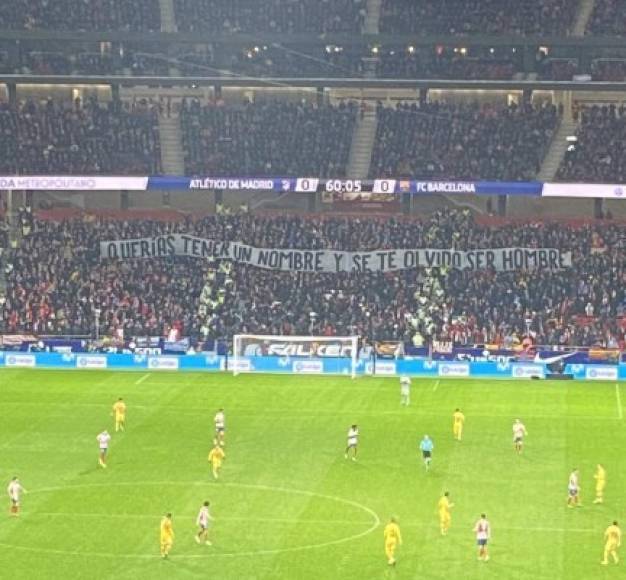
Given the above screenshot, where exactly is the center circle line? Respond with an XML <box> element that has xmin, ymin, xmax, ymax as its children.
<box><xmin>0</xmin><ymin>480</ymin><xmax>381</xmax><ymax>559</ymax></box>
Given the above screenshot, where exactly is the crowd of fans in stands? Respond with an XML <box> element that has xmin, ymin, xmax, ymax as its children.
<box><xmin>376</xmin><ymin>49</ymin><xmax>517</xmax><ymax>80</ymax></box>
<box><xmin>2</xmin><ymin>210</ymin><xmax>624</xmax><ymax>351</ymax></box>
<box><xmin>3</xmin><ymin>44</ymin><xmax>626</xmax><ymax>81</ymax></box>
<box><xmin>7</xmin><ymin>93</ymin><xmax>623</xmax><ymax>184</ymax></box>
<box><xmin>0</xmin><ymin>0</ymin><xmax>160</xmax><ymax>31</ymax></box>
<box><xmin>180</xmin><ymin>98</ymin><xmax>357</xmax><ymax>177</ymax></box>
<box><xmin>173</xmin><ymin>0</ymin><xmax>366</xmax><ymax>33</ymax></box>
<box><xmin>6</xmin><ymin>94</ymin><xmax>626</xmax><ymax>185</ymax></box>
<box><xmin>0</xmin><ymin>1</ymin><xmax>624</xmax><ymax>354</ymax></box>
<box><xmin>379</xmin><ymin>0</ymin><xmax>577</xmax><ymax>35</ymax></box>
<box><xmin>370</xmin><ymin>101</ymin><xmax>560</xmax><ymax>181</ymax></box>
<box><xmin>557</xmin><ymin>104</ymin><xmax>626</xmax><ymax>183</ymax></box>
<box><xmin>0</xmin><ymin>0</ymin><xmax>623</xmax><ymax>84</ymax></box>
<box><xmin>586</xmin><ymin>0</ymin><xmax>626</xmax><ymax>35</ymax></box>
<box><xmin>227</xmin><ymin>45</ymin><xmax>364</xmax><ymax>78</ymax></box>
<box><xmin>0</xmin><ymin>46</ymin><xmax>171</xmax><ymax>77</ymax></box>
<box><xmin>5</xmin><ymin>40</ymin><xmax>625</xmax><ymax>81</ymax></box>
<box><xmin>0</xmin><ymin>97</ymin><xmax>161</xmax><ymax>175</ymax></box>
<box><xmin>4</xmin><ymin>0</ymin><xmax>621</xmax><ymax>37</ymax></box>
<box><xmin>590</xmin><ymin>59</ymin><xmax>626</xmax><ymax>81</ymax></box>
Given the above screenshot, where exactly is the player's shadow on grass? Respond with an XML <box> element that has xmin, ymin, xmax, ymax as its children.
<box><xmin>382</xmin><ymin>566</ymin><xmax>398</xmax><ymax>579</ymax></box>
<box><xmin>77</xmin><ymin>465</ymin><xmax>116</xmax><ymax>476</ymax></box>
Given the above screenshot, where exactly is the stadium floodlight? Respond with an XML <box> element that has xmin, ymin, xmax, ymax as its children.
<box><xmin>232</xmin><ymin>334</ymin><xmax>360</xmax><ymax>378</ymax></box>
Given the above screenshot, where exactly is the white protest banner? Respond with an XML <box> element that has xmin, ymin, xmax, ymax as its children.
<box><xmin>100</xmin><ymin>234</ymin><xmax>572</xmax><ymax>273</ymax></box>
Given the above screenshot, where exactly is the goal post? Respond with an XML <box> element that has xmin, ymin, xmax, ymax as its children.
<box><xmin>232</xmin><ymin>334</ymin><xmax>360</xmax><ymax>378</ymax></box>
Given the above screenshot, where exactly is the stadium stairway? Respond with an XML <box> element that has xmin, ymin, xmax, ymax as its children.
<box><xmin>159</xmin><ymin>0</ymin><xmax>178</xmax><ymax>32</ymax></box>
<box><xmin>537</xmin><ymin>107</ymin><xmax>578</xmax><ymax>182</ymax></box>
<box><xmin>572</xmin><ymin>0</ymin><xmax>596</xmax><ymax>36</ymax></box>
<box><xmin>159</xmin><ymin>114</ymin><xmax>185</xmax><ymax>175</ymax></box>
<box><xmin>347</xmin><ymin>108</ymin><xmax>378</xmax><ymax>178</ymax></box>
<box><xmin>0</xmin><ymin>246</ymin><xmax>6</xmax><ymax>297</ymax></box>
<box><xmin>363</xmin><ymin>0</ymin><xmax>382</xmax><ymax>34</ymax></box>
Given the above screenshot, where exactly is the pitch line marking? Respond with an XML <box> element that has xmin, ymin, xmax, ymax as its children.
<box><xmin>135</xmin><ymin>374</ymin><xmax>150</xmax><ymax>385</ymax></box>
<box><xmin>0</xmin><ymin>402</ymin><xmax>617</xmax><ymax>421</ymax></box>
<box><xmin>0</xmin><ymin>481</ymin><xmax>380</xmax><ymax>560</ymax></box>
<box><xmin>34</xmin><ymin>512</ymin><xmax>372</xmax><ymax>525</ymax></box>
<box><xmin>616</xmin><ymin>384</ymin><xmax>623</xmax><ymax>421</ymax></box>
<box><xmin>432</xmin><ymin>380</ymin><xmax>440</xmax><ymax>392</ymax></box>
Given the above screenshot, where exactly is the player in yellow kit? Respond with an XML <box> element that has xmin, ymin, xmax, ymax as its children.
<box><xmin>593</xmin><ymin>464</ymin><xmax>606</xmax><ymax>504</ymax></box>
<box><xmin>438</xmin><ymin>492</ymin><xmax>454</xmax><ymax>535</ymax></box>
<box><xmin>160</xmin><ymin>513</ymin><xmax>174</xmax><ymax>558</ymax></box>
<box><xmin>452</xmin><ymin>409</ymin><xmax>465</xmax><ymax>441</ymax></box>
<box><xmin>601</xmin><ymin>521</ymin><xmax>621</xmax><ymax>566</ymax></box>
<box><xmin>112</xmin><ymin>398</ymin><xmax>126</xmax><ymax>432</ymax></box>
<box><xmin>208</xmin><ymin>442</ymin><xmax>226</xmax><ymax>480</ymax></box>
<box><xmin>383</xmin><ymin>517</ymin><xmax>402</xmax><ymax>566</ymax></box>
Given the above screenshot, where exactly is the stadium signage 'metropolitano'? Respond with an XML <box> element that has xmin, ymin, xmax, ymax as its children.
<box><xmin>100</xmin><ymin>235</ymin><xmax>571</xmax><ymax>273</ymax></box>
<box><xmin>0</xmin><ymin>176</ymin><xmax>149</xmax><ymax>190</ymax></box>
<box><xmin>0</xmin><ymin>175</ymin><xmax>625</xmax><ymax>198</ymax></box>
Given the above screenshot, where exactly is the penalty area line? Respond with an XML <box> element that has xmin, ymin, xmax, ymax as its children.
<box><xmin>616</xmin><ymin>383</ymin><xmax>623</xmax><ymax>421</ymax></box>
<box><xmin>135</xmin><ymin>374</ymin><xmax>150</xmax><ymax>385</ymax></box>
<box><xmin>432</xmin><ymin>380</ymin><xmax>440</xmax><ymax>392</ymax></box>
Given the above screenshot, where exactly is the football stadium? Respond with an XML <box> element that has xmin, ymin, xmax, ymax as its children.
<box><xmin>0</xmin><ymin>2</ymin><xmax>625</xmax><ymax>579</ymax></box>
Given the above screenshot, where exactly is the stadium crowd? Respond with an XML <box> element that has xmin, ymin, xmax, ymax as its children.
<box><xmin>0</xmin><ymin>0</ymin><xmax>160</xmax><ymax>31</ymax></box>
<box><xmin>180</xmin><ymin>99</ymin><xmax>357</xmax><ymax>177</ymax></box>
<box><xmin>0</xmin><ymin>46</ymin><xmax>171</xmax><ymax>77</ymax></box>
<box><xmin>376</xmin><ymin>49</ymin><xmax>517</xmax><ymax>80</ymax></box>
<box><xmin>0</xmin><ymin>97</ymin><xmax>161</xmax><ymax>175</ymax></box>
<box><xmin>173</xmin><ymin>0</ymin><xmax>367</xmax><ymax>33</ymax></box>
<box><xmin>586</xmin><ymin>0</ymin><xmax>626</xmax><ymax>35</ymax></box>
<box><xmin>590</xmin><ymin>59</ymin><xmax>626</xmax><ymax>82</ymax></box>
<box><xmin>370</xmin><ymin>101</ymin><xmax>560</xmax><ymax>180</ymax></box>
<box><xmin>557</xmin><ymin>104</ymin><xmax>626</xmax><ymax>183</ymax></box>
<box><xmin>0</xmin><ymin>0</ymin><xmax>623</xmax><ymax>83</ymax></box>
<box><xmin>7</xmin><ymin>95</ymin><xmax>626</xmax><ymax>184</ymax></box>
<box><xmin>379</xmin><ymin>0</ymin><xmax>577</xmax><ymax>35</ymax></box>
<box><xmin>2</xmin><ymin>41</ymin><xmax>613</xmax><ymax>81</ymax></box>
<box><xmin>0</xmin><ymin>0</ymin><xmax>604</xmax><ymax>37</ymax></box>
<box><xmin>2</xmin><ymin>211</ymin><xmax>624</xmax><ymax>351</ymax></box>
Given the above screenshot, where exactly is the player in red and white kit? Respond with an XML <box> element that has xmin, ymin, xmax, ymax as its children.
<box><xmin>214</xmin><ymin>409</ymin><xmax>226</xmax><ymax>446</ymax></box>
<box><xmin>512</xmin><ymin>419</ymin><xmax>528</xmax><ymax>454</ymax></box>
<box><xmin>97</xmin><ymin>430</ymin><xmax>112</xmax><ymax>468</ymax></box>
<box><xmin>473</xmin><ymin>514</ymin><xmax>491</xmax><ymax>562</ymax></box>
<box><xmin>195</xmin><ymin>501</ymin><xmax>213</xmax><ymax>545</ymax></box>
<box><xmin>7</xmin><ymin>477</ymin><xmax>27</xmax><ymax>517</ymax></box>
<box><xmin>567</xmin><ymin>468</ymin><xmax>581</xmax><ymax>508</ymax></box>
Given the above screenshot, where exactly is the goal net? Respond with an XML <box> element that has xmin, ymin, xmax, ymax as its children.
<box><xmin>232</xmin><ymin>335</ymin><xmax>360</xmax><ymax>378</ymax></box>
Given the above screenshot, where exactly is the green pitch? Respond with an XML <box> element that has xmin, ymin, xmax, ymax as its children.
<box><xmin>0</xmin><ymin>369</ymin><xmax>624</xmax><ymax>580</ymax></box>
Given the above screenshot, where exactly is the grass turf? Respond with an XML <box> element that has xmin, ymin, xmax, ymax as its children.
<box><xmin>0</xmin><ymin>369</ymin><xmax>624</xmax><ymax>579</ymax></box>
